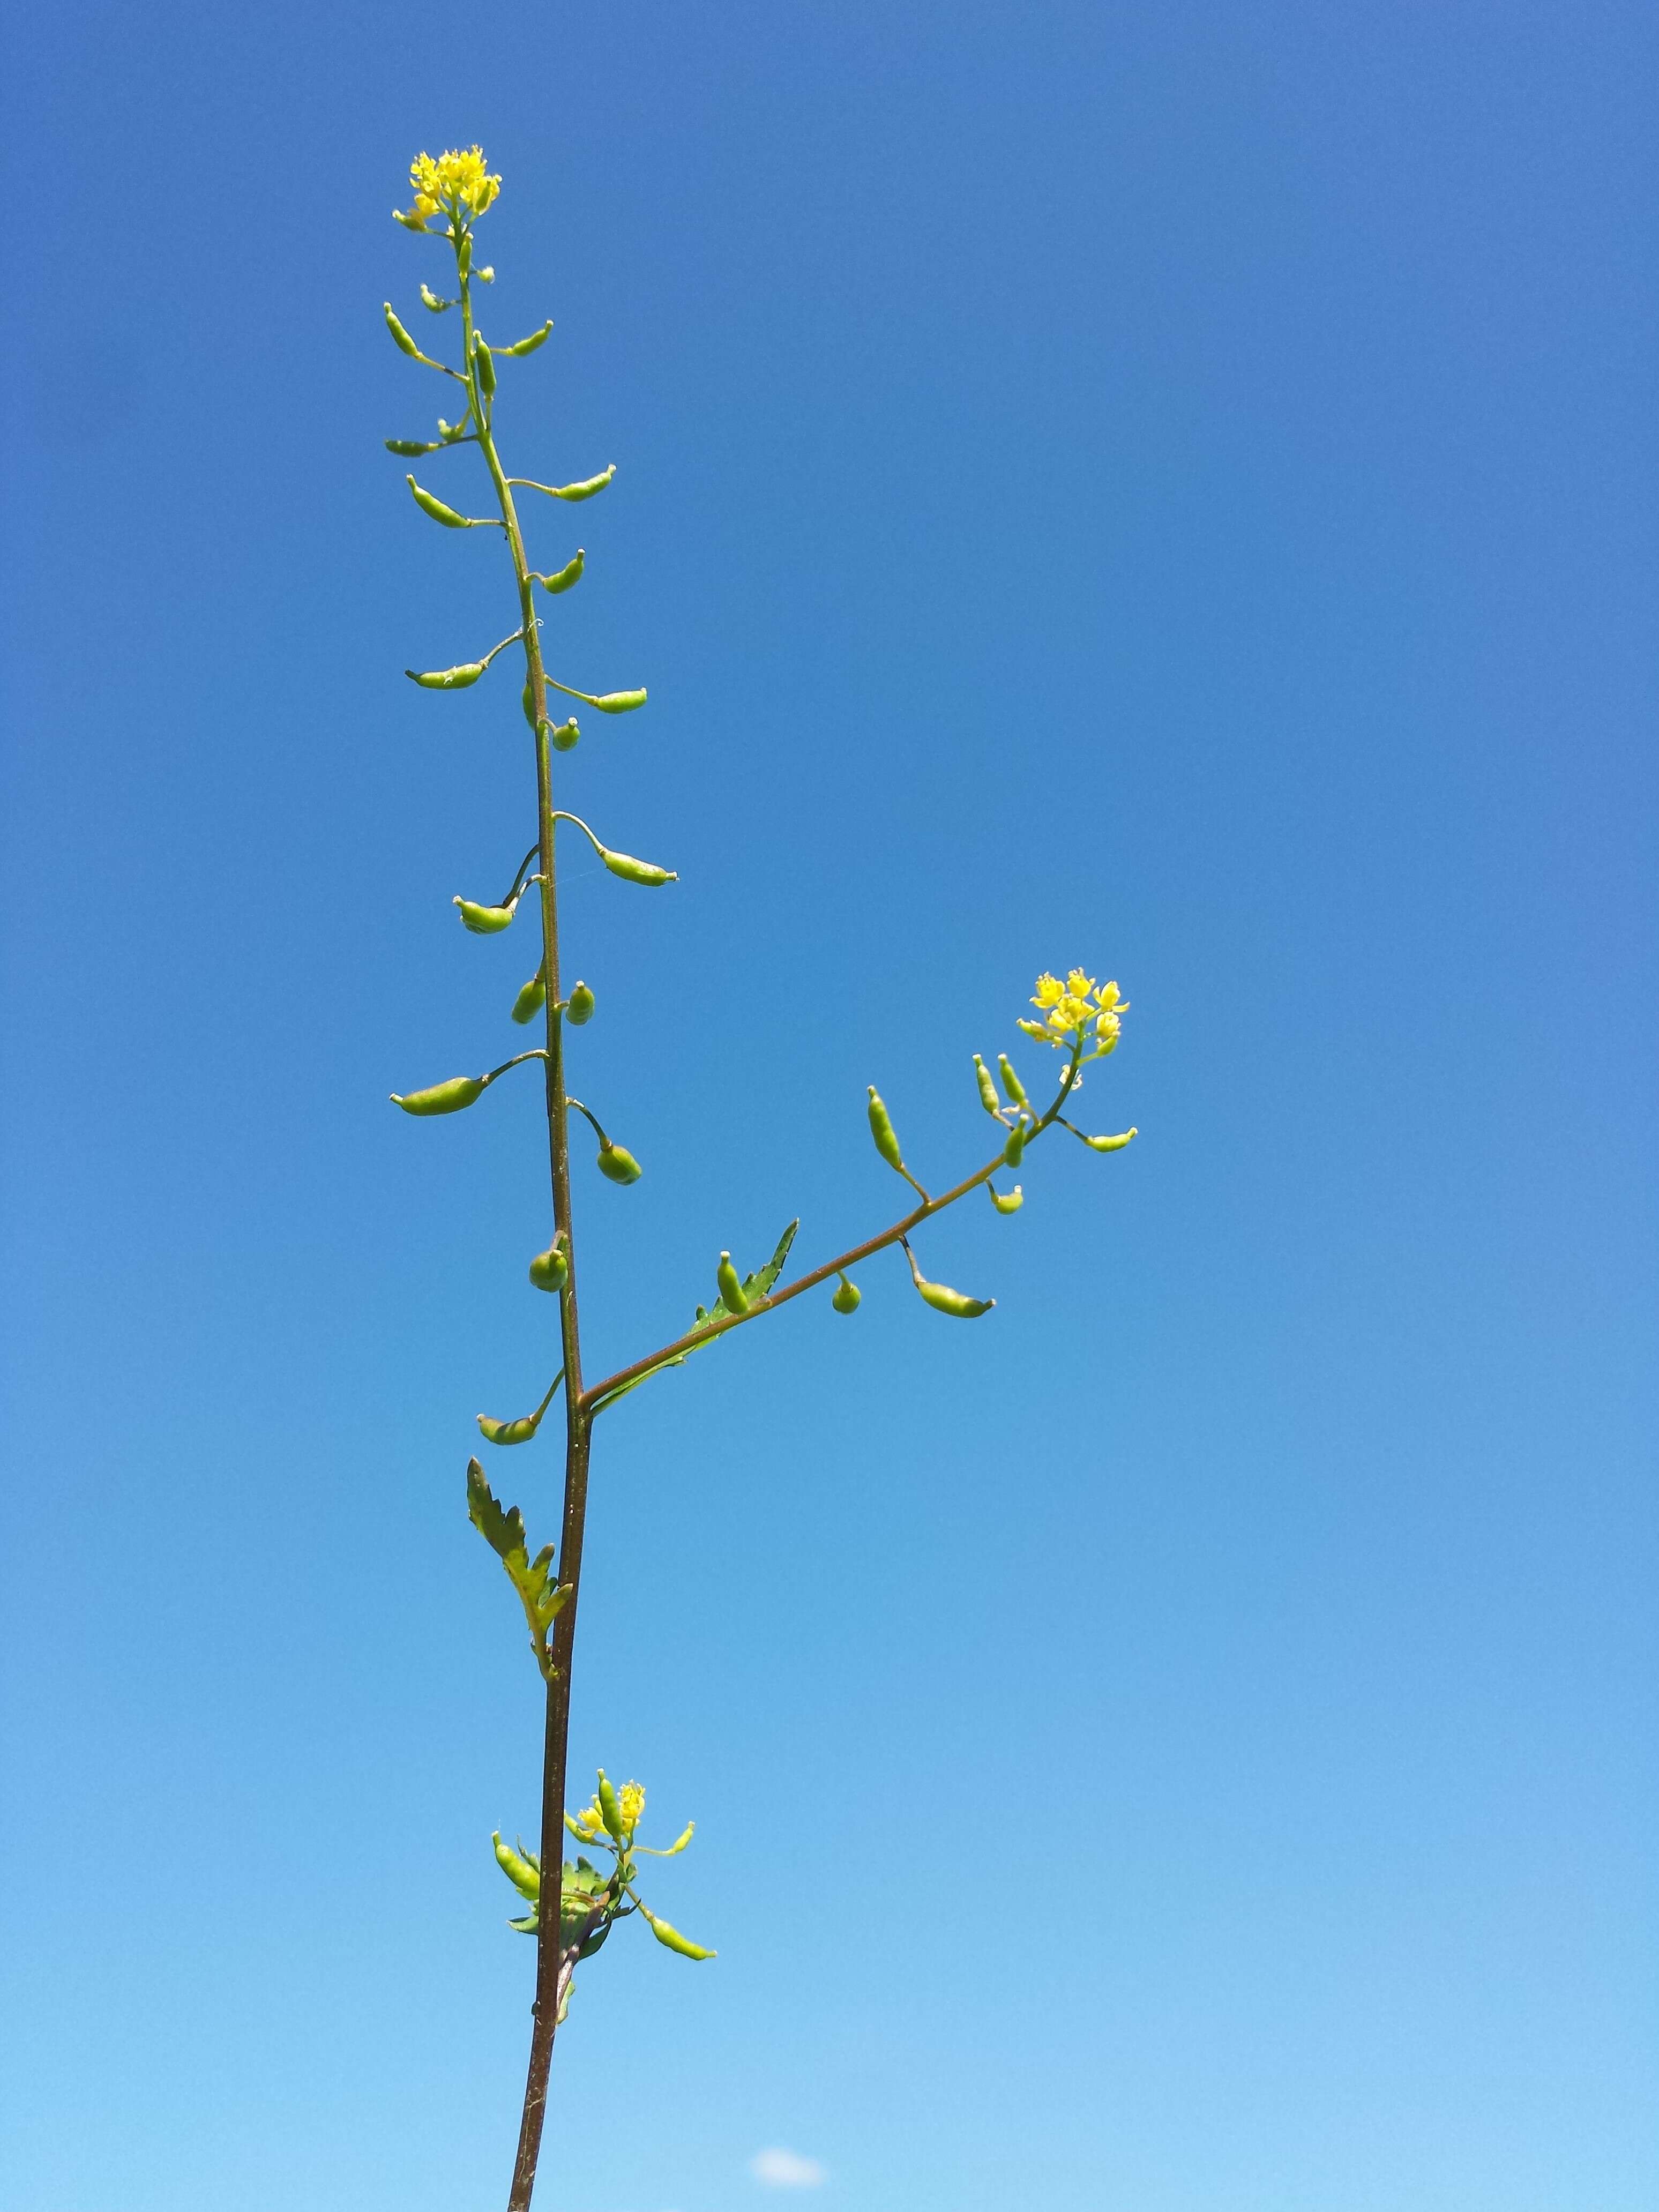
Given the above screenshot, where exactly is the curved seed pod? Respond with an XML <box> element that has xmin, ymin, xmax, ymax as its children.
<box><xmin>551</xmin><ymin>465</ymin><xmax>616</xmax><ymax>501</ymax></box>
<box><xmin>473</xmin><ymin>334</ymin><xmax>497</xmax><ymax>400</ymax></box>
<box><xmin>492</xmin><ymin>1833</ymin><xmax>541</xmax><ymax>1900</ymax></box>
<box><xmin>831</xmin><ymin>1273</ymin><xmax>861</xmax><ymax>1314</ymax></box>
<box><xmin>647</xmin><ymin>1822</ymin><xmax>695</xmax><ymax>1857</ymax></box>
<box><xmin>454</xmin><ymin>894</ymin><xmax>517</xmax><ymax>935</ymax></box>
<box><xmin>866</xmin><ymin>1086</ymin><xmax>906</xmax><ymax>1175</ymax></box>
<box><xmin>566</xmin><ymin>981</ymin><xmax>596</xmax><ymax>1025</ymax></box>
<box><xmin>391</xmin><ymin>1074</ymin><xmax>485</xmax><ymax>1116</ymax></box>
<box><xmin>716</xmin><ymin>1252</ymin><xmax>749</xmax><ymax>1315</ymax></box>
<box><xmin>522</xmin><ymin>683</ymin><xmax>537</xmax><ymax>730</ymax></box>
<box><xmin>528</xmin><ymin>1240</ymin><xmax>569</xmax><ymax>1293</ymax></box>
<box><xmin>408</xmin><ymin>661</ymin><xmax>485</xmax><ymax>689</ymax></box>
<box><xmin>974</xmin><ymin>1055</ymin><xmax>1001</xmax><ymax>1115</ymax></box>
<box><xmin>533</xmin><ymin>549</ymin><xmax>585</xmax><ymax>595</ymax></box>
<box><xmin>420</xmin><ymin>283</ymin><xmax>452</xmax><ymax>313</ymax></box>
<box><xmin>1003</xmin><ymin>1123</ymin><xmax>1027</xmax><ymax>1168</ymax></box>
<box><xmin>591</xmin><ymin>689</ymin><xmax>647</xmax><ymax>714</ymax></box>
<box><xmin>642</xmin><ymin>1908</ymin><xmax>716</xmax><ymax>1961</ymax></box>
<box><xmin>596</xmin><ymin>1771</ymin><xmax>627</xmax><ymax>1840</ymax></box>
<box><xmin>996</xmin><ymin>1053</ymin><xmax>1029</xmax><ymax>1107</ymax></box>
<box><xmin>596</xmin><ymin>1141</ymin><xmax>642</xmax><ymax>1185</ymax></box>
<box><xmin>384</xmin><ymin>302</ymin><xmax>423</xmax><ymax>356</ymax></box>
<box><xmin>989</xmin><ymin>1183</ymin><xmax>1024</xmax><ymax>1214</ymax></box>
<box><xmin>511</xmin><ymin>969</ymin><xmax>548</xmax><ymax>1025</ymax></box>
<box><xmin>600</xmin><ymin>847</ymin><xmax>676</xmax><ymax>887</ymax></box>
<box><xmin>385</xmin><ymin>437</ymin><xmax>443</xmax><ymax>456</ymax></box>
<box><xmin>406</xmin><ymin>474</ymin><xmax>471</xmax><ymax>528</ymax></box>
<box><xmin>549</xmin><ymin>718</ymin><xmax>580</xmax><ymax>752</ymax></box>
<box><xmin>475</xmin><ymin>1372</ymin><xmax>560</xmax><ymax>1444</ymax></box>
<box><xmin>502</xmin><ymin>320</ymin><xmax>554</xmax><ymax>356</ymax></box>
<box><xmin>1084</xmin><ymin>1127</ymin><xmax>1138</xmax><ymax>1152</ymax></box>
<box><xmin>916</xmin><ymin>1273</ymin><xmax>995</xmax><ymax>1319</ymax></box>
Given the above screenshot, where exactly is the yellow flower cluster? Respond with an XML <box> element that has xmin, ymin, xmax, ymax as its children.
<box><xmin>570</xmin><ymin>1780</ymin><xmax>646</xmax><ymax>1840</ymax></box>
<box><xmin>1019</xmin><ymin>969</ymin><xmax>1127</xmax><ymax>1055</ymax></box>
<box><xmin>570</xmin><ymin>1798</ymin><xmax>606</xmax><ymax>1840</ymax></box>
<box><xmin>397</xmin><ymin>146</ymin><xmax>502</xmax><ymax>230</ymax></box>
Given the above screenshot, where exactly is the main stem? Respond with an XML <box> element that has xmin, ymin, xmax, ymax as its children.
<box><xmin>457</xmin><ymin>246</ymin><xmax>592</xmax><ymax>2212</ymax></box>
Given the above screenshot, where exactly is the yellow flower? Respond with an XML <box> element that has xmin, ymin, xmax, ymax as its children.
<box><xmin>1032</xmin><ymin>974</ymin><xmax>1066</xmax><ymax>1009</ymax></box>
<box><xmin>1024</xmin><ymin>969</ymin><xmax>1129</xmax><ymax>1052</ymax></box>
<box><xmin>397</xmin><ymin>146</ymin><xmax>502</xmax><ymax>229</ymax></box>
<box><xmin>618</xmin><ymin>1781</ymin><xmax>646</xmax><ymax>1833</ymax></box>
<box><xmin>571</xmin><ymin>1798</ymin><xmax>606</xmax><ymax>1839</ymax></box>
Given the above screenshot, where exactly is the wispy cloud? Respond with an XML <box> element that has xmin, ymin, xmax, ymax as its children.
<box><xmin>751</xmin><ymin>2147</ymin><xmax>827</xmax><ymax>2188</ymax></box>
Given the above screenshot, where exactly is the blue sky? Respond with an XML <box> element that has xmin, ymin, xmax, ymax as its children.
<box><xmin>3</xmin><ymin>3</ymin><xmax>1655</xmax><ymax>2209</ymax></box>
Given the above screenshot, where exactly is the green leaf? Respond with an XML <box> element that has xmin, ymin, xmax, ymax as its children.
<box><xmin>466</xmin><ymin>1459</ymin><xmax>572</xmax><ymax>1677</ymax></box>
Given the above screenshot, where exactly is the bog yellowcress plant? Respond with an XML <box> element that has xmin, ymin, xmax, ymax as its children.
<box><xmin>382</xmin><ymin>145</ymin><xmax>1140</xmax><ymax>2212</ymax></box>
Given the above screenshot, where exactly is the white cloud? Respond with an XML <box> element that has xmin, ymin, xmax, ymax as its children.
<box><xmin>751</xmin><ymin>2147</ymin><xmax>827</xmax><ymax>2188</ymax></box>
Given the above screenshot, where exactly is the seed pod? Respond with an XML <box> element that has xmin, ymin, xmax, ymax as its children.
<box><xmin>549</xmin><ymin>718</ymin><xmax>580</xmax><ymax>752</ymax></box>
<box><xmin>522</xmin><ymin>683</ymin><xmax>537</xmax><ymax>730</ymax></box>
<box><xmin>384</xmin><ymin>302</ymin><xmax>422</xmax><ymax>357</ymax></box>
<box><xmin>407</xmin><ymin>474</ymin><xmax>470</xmax><ymax>528</ymax></box>
<box><xmin>391</xmin><ymin>1074</ymin><xmax>485</xmax><ymax>1116</ymax></box>
<box><xmin>600</xmin><ymin>847</ymin><xmax>676</xmax><ymax>887</ymax></box>
<box><xmin>385</xmin><ymin>437</ymin><xmax>442</xmax><ymax>456</ymax></box>
<box><xmin>596</xmin><ymin>1141</ymin><xmax>642</xmax><ymax>1184</ymax></box>
<box><xmin>473</xmin><ymin>334</ymin><xmax>497</xmax><ymax>400</ymax></box>
<box><xmin>457</xmin><ymin>234</ymin><xmax>473</xmax><ymax>279</ymax></box>
<box><xmin>866</xmin><ymin>1086</ymin><xmax>906</xmax><ymax>1174</ymax></box>
<box><xmin>989</xmin><ymin>1183</ymin><xmax>1024</xmax><ymax>1214</ymax></box>
<box><xmin>973</xmin><ymin>1055</ymin><xmax>1001</xmax><ymax>1116</ymax></box>
<box><xmin>716</xmin><ymin>1252</ymin><xmax>750</xmax><ymax>1314</ymax></box>
<box><xmin>642</xmin><ymin>1909</ymin><xmax>716</xmax><ymax>1960</ymax></box>
<box><xmin>476</xmin><ymin>1403</ymin><xmax>547</xmax><ymax>1446</ymax></box>
<box><xmin>591</xmin><ymin>688</ymin><xmax>647</xmax><ymax>714</ymax></box>
<box><xmin>528</xmin><ymin>1241</ymin><xmax>569</xmax><ymax>1293</ymax></box>
<box><xmin>596</xmin><ymin>1771</ymin><xmax>627</xmax><ymax>1840</ymax></box>
<box><xmin>511</xmin><ymin>969</ymin><xmax>548</xmax><ymax>1025</ymax></box>
<box><xmin>552</xmin><ymin>465</ymin><xmax>616</xmax><ymax>501</ymax></box>
<box><xmin>996</xmin><ymin>1054</ymin><xmax>1029</xmax><ymax>1107</ymax></box>
<box><xmin>420</xmin><ymin>283</ymin><xmax>452</xmax><ymax>314</ymax></box>
<box><xmin>392</xmin><ymin>207</ymin><xmax>428</xmax><ymax>233</ymax></box>
<box><xmin>408</xmin><ymin>661</ymin><xmax>485</xmax><ymax>689</ymax></box>
<box><xmin>453</xmin><ymin>894</ymin><xmax>517</xmax><ymax>934</ymax></box>
<box><xmin>656</xmin><ymin>1822</ymin><xmax>695</xmax><ymax>1856</ymax></box>
<box><xmin>534</xmin><ymin>549</ymin><xmax>585</xmax><ymax>595</ymax></box>
<box><xmin>1003</xmin><ymin>1123</ymin><xmax>1027</xmax><ymax>1168</ymax></box>
<box><xmin>492</xmin><ymin>1832</ymin><xmax>541</xmax><ymax>1900</ymax></box>
<box><xmin>831</xmin><ymin>1273</ymin><xmax>861</xmax><ymax>1314</ymax></box>
<box><xmin>566</xmin><ymin>981</ymin><xmax>595</xmax><ymax>1025</ymax></box>
<box><xmin>1084</xmin><ymin>1126</ymin><xmax>1138</xmax><ymax>1152</ymax></box>
<box><xmin>502</xmin><ymin>320</ymin><xmax>554</xmax><ymax>356</ymax></box>
<box><xmin>916</xmin><ymin>1273</ymin><xmax>995</xmax><ymax>1319</ymax></box>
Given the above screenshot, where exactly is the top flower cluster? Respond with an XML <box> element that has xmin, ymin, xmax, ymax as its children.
<box><xmin>1019</xmin><ymin>969</ymin><xmax>1127</xmax><ymax>1056</ymax></box>
<box><xmin>570</xmin><ymin>1780</ymin><xmax>646</xmax><ymax>1841</ymax></box>
<box><xmin>395</xmin><ymin>145</ymin><xmax>502</xmax><ymax>231</ymax></box>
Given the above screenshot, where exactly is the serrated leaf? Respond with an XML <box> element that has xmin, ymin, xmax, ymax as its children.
<box><xmin>467</xmin><ymin>1458</ymin><xmax>528</xmax><ymax>1561</ymax></box>
<box><xmin>466</xmin><ymin>1459</ymin><xmax>570</xmax><ymax>1678</ymax></box>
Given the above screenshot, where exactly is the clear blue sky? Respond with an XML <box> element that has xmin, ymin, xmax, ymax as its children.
<box><xmin>3</xmin><ymin>3</ymin><xmax>1654</xmax><ymax>2209</ymax></box>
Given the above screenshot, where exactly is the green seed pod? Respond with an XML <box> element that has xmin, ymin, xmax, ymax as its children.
<box><xmin>408</xmin><ymin>661</ymin><xmax>485</xmax><ymax>689</ymax></box>
<box><xmin>591</xmin><ymin>688</ymin><xmax>647</xmax><ymax>714</ymax></box>
<box><xmin>600</xmin><ymin>847</ymin><xmax>676</xmax><ymax>887</ymax></box>
<box><xmin>989</xmin><ymin>1183</ymin><xmax>1024</xmax><ymax>1214</ymax></box>
<box><xmin>502</xmin><ymin>319</ymin><xmax>554</xmax><ymax>356</ymax></box>
<box><xmin>492</xmin><ymin>1833</ymin><xmax>541</xmax><ymax>1900</ymax></box>
<box><xmin>596</xmin><ymin>1771</ymin><xmax>627</xmax><ymax>1840</ymax></box>
<box><xmin>420</xmin><ymin>283</ymin><xmax>452</xmax><ymax>314</ymax></box>
<box><xmin>655</xmin><ymin>1822</ymin><xmax>695</xmax><ymax>1857</ymax></box>
<box><xmin>511</xmin><ymin>969</ymin><xmax>548</xmax><ymax>1025</ymax></box>
<box><xmin>406</xmin><ymin>474</ymin><xmax>470</xmax><ymax>528</ymax></box>
<box><xmin>1084</xmin><ymin>1126</ymin><xmax>1138</xmax><ymax>1152</ymax></box>
<box><xmin>1003</xmin><ymin>1122</ymin><xmax>1027</xmax><ymax>1168</ymax></box>
<box><xmin>566</xmin><ymin>981</ymin><xmax>596</xmax><ymax>1026</ymax></box>
<box><xmin>642</xmin><ymin>1909</ymin><xmax>716</xmax><ymax>1960</ymax></box>
<box><xmin>528</xmin><ymin>1240</ymin><xmax>569</xmax><ymax>1293</ymax></box>
<box><xmin>385</xmin><ymin>437</ymin><xmax>442</xmax><ymax>456</ymax></box>
<box><xmin>457</xmin><ymin>233</ymin><xmax>473</xmax><ymax>279</ymax></box>
<box><xmin>549</xmin><ymin>717</ymin><xmax>580</xmax><ymax>752</ymax></box>
<box><xmin>534</xmin><ymin>549</ymin><xmax>585</xmax><ymax>595</ymax></box>
<box><xmin>866</xmin><ymin>1086</ymin><xmax>906</xmax><ymax>1174</ymax></box>
<box><xmin>973</xmin><ymin>1054</ymin><xmax>1001</xmax><ymax>1115</ymax></box>
<box><xmin>596</xmin><ymin>1142</ymin><xmax>642</xmax><ymax>1184</ymax></box>
<box><xmin>996</xmin><ymin>1053</ymin><xmax>1029</xmax><ymax>1108</ymax></box>
<box><xmin>473</xmin><ymin>334</ymin><xmax>497</xmax><ymax>400</ymax></box>
<box><xmin>716</xmin><ymin>1252</ymin><xmax>750</xmax><ymax>1314</ymax></box>
<box><xmin>831</xmin><ymin>1272</ymin><xmax>861</xmax><ymax>1314</ymax></box>
<box><xmin>552</xmin><ymin>464</ymin><xmax>616</xmax><ymax>501</ymax></box>
<box><xmin>453</xmin><ymin>894</ymin><xmax>517</xmax><ymax>935</ymax></box>
<box><xmin>522</xmin><ymin>683</ymin><xmax>537</xmax><ymax>730</ymax></box>
<box><xmin>391</xmin><ymin>1074</ymin><xmax>485</xmax><ymax>1116</ymax></box>
<box><xmin>384</xmin><ymin>302</ymin><xmax>422</xmax><ymax>357</ymax></box>
<box><xmin>917</xmin><ymin>1274</ymin><xmax>995</xmax><ymax>1319</ymax></box>
<box><xmin>476</xmin><ymin>1402</ymin><xmax>547</xmax><ymax>1446</ymax></box>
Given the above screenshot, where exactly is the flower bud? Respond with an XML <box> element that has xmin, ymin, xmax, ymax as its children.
<box><xmin>596</xmin><ymin>1770</ymin><xmax>627</xmax><ymax>1840</ymax></box>
<box><xmin>391</xmin><ymin>1074</ymin><xmax>485</xmax><ymax>1116</ymax></box>
<box><xmin>591</xmin><ymin>688</ymin><xmax>647</xmax><ymax>714</ymax></box>
<box><xmin>473</xmin><ymin>333</ymin><xmax>497</xmax><ymax>400</ymax></box>
<box><xmin>866</xmin><ymin>1086</ymin><xmax>906</xmax><ymax>1174</ymax></box>
<box><xmin>641</xmin><ymin>1909</ymin><xmax>716</xmax><ymax>1960</ymax></box>
<box><xmin>409</xmin><ymin>661</ymin><xmax>485</xmax><ymax>689</ymax></box>
<box><xmin>492</xmin><ymin>1833</ymin><xmax>541</xmax><ymax>1900</ymax></box>
<box><xmin>502</xmin><ymin>320</ymin><xmax>554</xmax><ymax>356</ymax></box>
<box><xmin>600</xmin><ymin>847</ymin><xmax>676</xmax><ymax>887</ymax></box>
<box><xmin>566</xmin><ymin>981</ymin><xmax>595</xmax><ymax>1025</ymax></box>
<box><xmin>384</xmin><ymin>302</ymin><xmax>422</xmax><ymax>356</ymax></box>
<box><xmin>528</xmin><ymin>1240</ymin><xmax>569</xmax><ymax>1293</ymax></box>
<box><xmin>596</xmin><ymin>1141</ymin><xmax>642</xmax><ymax>1184</ymax></box>
<box><xmin>996</xmin><ymin>1053</ymin><xmax>1029</xmax><ymax>1107</ymax></box>
<box><xmin>1083</xmin><ymin>1127</ymin><xmax>1137</xmax><ymax>1152</ymax></box>
<box><xmin>973</xmin><ymin>1054</ymin><xmax>1001</xmax><ymax>1115</ymax></box>
<box><xmin>407</xmin><ymin>474</ymin><xmax>470</xmax><ymax>528</ymax></box>
<box><xmin>716</xmin><ymin>1252</ymin><xmax>749</xmax><ymax>1314</ymax></box>
<box><xmin>989</xmin><ymin>1183</ymin><xmax>1023</xmax><ymax>1214</ymax></box>
<box><xmin>831</xmin><ymin>1273</ymin><xmax>861</xmax><ymax>1314</ymax></box>
<box><xmin>551</xmin><ymin>465</ymin><xmax>616</xmax><ymax>502</ymax></box>
<box><xmin>392</xmin><ymin>207</ymin><xmax>428</xmax><ymax>232</ymax></box>
<box><xmin>533</xmin><ymin>549</ymin><xmax>585</xmax><ymax>595</ymax></box>
<box><xmin>453</xmin><ymin>894</ymin><xmax>517</xmax><ymax>934</ymax></box>
<box><xmin>511</xmin><ymin>969</ymin><xmax>548</xmax><ymax>1025</ymax></box>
